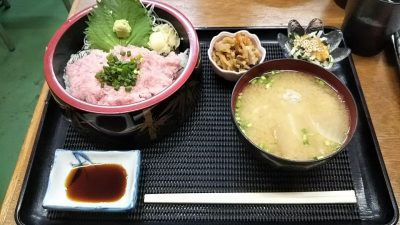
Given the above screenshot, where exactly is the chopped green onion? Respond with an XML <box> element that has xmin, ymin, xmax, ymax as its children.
<box><xmin>95</xmin><ymin>53</ymin><xmax>141</xmax><ymax>91</ymax></box>
<box><xmin>270</xmin><ymin>70</ymin><xmax>278</xmax><ymax>75</ymax></box>
<box><xmin>125</xmin><ymin>86</ymin><xmax>132</xmax><ymax>92</ymax></box>
<box><xmin>313</xmin><ymin>155</ymin><xmax>324</xmax><ymax>160</ymax></box>
<box><xmin>301</xmin><ymin>128</ymin><xmax>310</xmax><ymax>145</ymax></box>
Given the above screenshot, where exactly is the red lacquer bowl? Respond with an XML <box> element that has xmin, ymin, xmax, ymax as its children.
<box><xmin>43</xmin><ymin>0</ymin><xmax>201</xmax><ymax>147</ymax></box>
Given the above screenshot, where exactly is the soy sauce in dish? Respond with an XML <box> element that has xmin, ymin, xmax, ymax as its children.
<box><xmin>65</xmin><ymin>164</ymin><xmax>127</xmax><ymax>202</ymax></box>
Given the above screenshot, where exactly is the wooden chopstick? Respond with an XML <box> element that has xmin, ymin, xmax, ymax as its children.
<box><xmin>144</xmin><ymin>191</ymin><xmax>357</xmax><ymax>204</ymax></box>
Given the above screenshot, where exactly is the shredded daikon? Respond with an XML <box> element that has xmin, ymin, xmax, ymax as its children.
<box><xmin>148</xmin><ymin>23</ymin><xmax>180</xmax><ymax>54</ymax></box>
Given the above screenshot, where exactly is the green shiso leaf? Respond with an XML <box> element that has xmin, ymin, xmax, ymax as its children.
<box><xmin>86</xmin><ymin>0</ymin><xmax>153</xmax><ymax>51</ymax></box>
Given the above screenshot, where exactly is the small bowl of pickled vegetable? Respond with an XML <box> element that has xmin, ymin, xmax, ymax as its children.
<box><xmin>277</xmin><ymin>19</ymin><xmax>351</xmax><ymax>69</ymax></box>
<box><xmin>208</xmin><ymin>30</ymin><xmax>266</xmax><ymax>81</ymax></box>
<box><xmin>231</xmin><ymin>59</ymin><xmax>358</xmax><ymax>170</ymax></box>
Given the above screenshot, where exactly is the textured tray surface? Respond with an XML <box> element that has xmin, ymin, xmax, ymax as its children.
<box><xmin>46</xmin><ymin>43</ymin><xmax>359</xmax><ymax>223</ymax></box>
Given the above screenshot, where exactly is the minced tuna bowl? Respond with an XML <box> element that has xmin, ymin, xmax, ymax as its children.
<box><xmin>64</xmin><ymin>45</ymin><xmax>186</xmax><ymax>106</ymax></box>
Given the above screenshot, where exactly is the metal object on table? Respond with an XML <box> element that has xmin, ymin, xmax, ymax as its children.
<box><xmin>0</xmin><ymin>0</ymin><xmax>10</xmax><ymax>9</ymax></box>
<box><xmin>0</xmin><ymin>0</ymin><xmax>15</xmax><ymax>52</ymax></box>
<box><xmin>62</xmin><ymin>0</ymin><xmax>72</xmax><ymax>11</ymax></box>
<box><xmin>393</xmin><ymin>31</ymin><xmax>400</xmax><ymax>73</ymax></box>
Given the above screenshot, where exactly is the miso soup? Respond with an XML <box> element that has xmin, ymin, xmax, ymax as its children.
<box><xmin>235</xmin><ymin>70</ymin><xmax>350</xmax><ymax>161</ymax></box>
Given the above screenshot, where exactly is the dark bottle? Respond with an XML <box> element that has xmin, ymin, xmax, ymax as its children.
<box><xmin>334</xmin><ymin>0</ymin><xmax>348</xmax><ymax>9</ymax></box>
<box><xmin>342</xmin><ymin>0</ymin><xmax>400</xmax><ymax>56</ymax></box>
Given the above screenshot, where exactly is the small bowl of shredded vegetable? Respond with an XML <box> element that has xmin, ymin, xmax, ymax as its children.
<box><xmin>208</xmin><ymin>30</ymin><xmax>266</xmax><ymax>81</ymax></box>
<box><xmin>277</xmin><ymin>19</ymin><xmax>351</xmax><ymax>69</ymax></box>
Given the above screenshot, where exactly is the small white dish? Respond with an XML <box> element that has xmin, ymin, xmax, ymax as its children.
<box><xmin>42</xmin><ymin>149</ymin><xmax>141</xmax><ymax>212</ymax></box>
<box><xmin>207</xmin><ymin>30</ymin><xmax>266</xmax><ymax>81</ymax></box>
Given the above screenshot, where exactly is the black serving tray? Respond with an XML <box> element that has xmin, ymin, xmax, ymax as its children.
<box><xmin>16</xmin><ymin>27</ymin><xmax>398</xmax><ymax>225</ymax></box>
